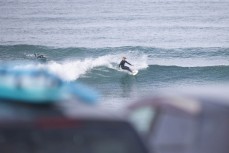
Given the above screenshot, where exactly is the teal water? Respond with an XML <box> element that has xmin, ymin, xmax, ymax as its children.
<box><xmin>1</xmin><ymin>0</ymin><xmax>229</xmax><ymax>105</ymax></box>
<box><xmin>1</xmin><ymin>0</ymin><xmax>229</xmax><ymax>48</ymax></box>
<box><xmin>0</xmin><ymin>45</ymin><xmax>229</xmax><ymax>104</ymax></box>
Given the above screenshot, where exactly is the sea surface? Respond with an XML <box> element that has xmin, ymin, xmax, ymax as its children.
<box><xmin>0</xmin><ymin>0</ymin><xmax>229</xmax><ymax>108</ymax></box>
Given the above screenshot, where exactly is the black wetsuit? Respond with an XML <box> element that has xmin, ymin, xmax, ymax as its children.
<box><xmin>119</xmin><ymin>60</ymin><xmax>132</xmax><ymax>72</ymax></box>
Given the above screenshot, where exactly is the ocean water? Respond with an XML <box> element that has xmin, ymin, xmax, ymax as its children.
<box><xmin>0</xmin><ymin>0</ymin><xmax>229</xmax><ymax>107</ymax></box>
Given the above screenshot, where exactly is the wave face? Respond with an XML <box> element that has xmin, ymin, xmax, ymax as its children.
<box><xmin>1</xmin><ymin>45</ymin><xmax>229</xmax><ymax>104</ymax></box>
<box><xmin>1</xmin><ymin>45</ymin><xmax>229</xmax><ymax>80</ymax></box>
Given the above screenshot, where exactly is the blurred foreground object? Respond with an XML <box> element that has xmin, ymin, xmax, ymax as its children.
<box><xmin>0</xmin><ymin>67</ymin><xmax>98</xmax><ymax>104</ymax></box>
<box><xmin>127</xmin><ymin>91</ymin><xmax>229</xmax><ymax>153</ymax></box>
<box><xmin>0</xmin><ymin>67</ymin><xmax>148</xmax><ymax>153</ymax></box>
<box><xmin>0</xmin><ymin>100</ymin><xmax>148</xmax><ymax>153</ymax></box>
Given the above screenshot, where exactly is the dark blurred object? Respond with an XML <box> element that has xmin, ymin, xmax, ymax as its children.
<box><xmin>0</xmin><ymin>98</ymin><xmax>148</xmax><ymax>153</ymax></box>
<box><xmin>127</xmin><ymin>93</ymin><xmax>229</xmax><ymax>153</ymax></box>
<box><xmin>0</xmin><ymin>67</ymin><xmax>148</xmax><ymax>153</ymax></box>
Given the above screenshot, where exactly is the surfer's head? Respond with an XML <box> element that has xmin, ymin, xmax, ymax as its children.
<box><xmin>122</xmin><ymin>57</ymin><xmax>126</xmax><ymax>60</ymax></box>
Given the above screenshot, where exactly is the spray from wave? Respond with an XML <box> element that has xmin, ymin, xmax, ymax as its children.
<box><xmin>12</xmin><ymin>53</ymin><xmax>149</xmax><ymax>81</ymax></box>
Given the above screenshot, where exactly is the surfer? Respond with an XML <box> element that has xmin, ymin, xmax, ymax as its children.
<box><xmin>119</xmin><ymin>57</ymin><xmax>133</xmax><ymax>73</ymax></box>
<box><xmin>34</xmin><ymin>53</ymin><xmax>47</xmax><ymax>63</ymax></box>
<box><xmin>34</xmin><ymin>53</ymin><xmax>45</xmax><ymax>59</ymax></box>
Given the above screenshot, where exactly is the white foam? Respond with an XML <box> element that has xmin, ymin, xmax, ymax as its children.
<box><xmin>12</xmin><ymin>53</ymin><xmax>149</xmax><ymax>81</ymax></box>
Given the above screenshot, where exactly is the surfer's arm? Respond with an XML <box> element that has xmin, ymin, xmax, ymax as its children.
<box><xmin>125</xmin><ymin>61</ymin><xmax>132</xmax><ymax>66</ymax></box>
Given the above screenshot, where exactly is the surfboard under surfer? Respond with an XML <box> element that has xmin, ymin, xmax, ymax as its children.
<box><xmin>119</xmin><ymin>57</ymin><xmax>133</xmax><ymax>73</ymax></box>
